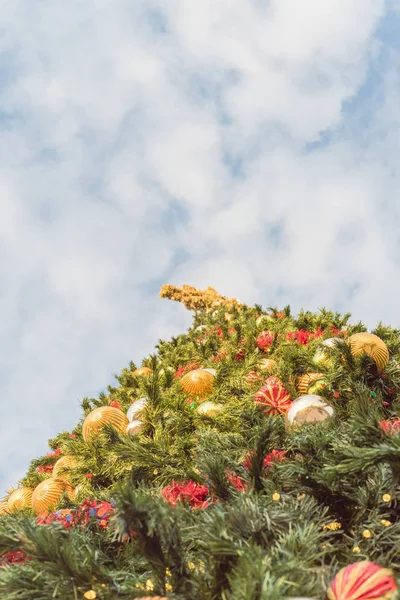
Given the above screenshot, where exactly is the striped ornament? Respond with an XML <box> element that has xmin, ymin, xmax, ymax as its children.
<box><xmin>297</xmin><ymin>372</ymin><xmax>325</xmax><ymax>395</ymax></box>
<box><xmin>327</xmin><ymin>561</ymin><xmax>397</xmax><ymax>600</ymax></box>
<box><xmin>82</xmin><ymin>406</ymin><xmax>129</xmax><ymax>443</ymax></box>
<box><xmin>180</xmin><ymin>369</ymin><xmax>214</xmax><ymax>398</ymax></box>
<box><xmin>348</xmin><ymin>333</ymin><xmax>389</xmax><ymax>373</ymax></box>
<box><xmin>254</xmin><ymin>377</ymin><xmax>292</xmax><ymax>415</ymax></box>
<box><xmin>32</xmin><ymin>478</ymin><xmax>75</xmax><ymax>515</ymax></box>
<box><xmin>0</xmin><ymin>501</ymin><xmax>10</xmax><ymax>516</ymax></box>
<box><xmin>257</xmin><ymin>358</ymin><xmax>277</xmax><ymax>373</ymax></box>
<box><xmin>53</xmin><ymin>455</ymin><xmax>78</xmax><ymax>481</ymax></box>
<box><xmin>7</xmin><ymin>487</ymin><xmax>34</xmax><ymax>512</ymax></box>
<box><xmin>132</xmin><ymin>367</ymin><xmax>152</xmax><ymax>377</ymax></box>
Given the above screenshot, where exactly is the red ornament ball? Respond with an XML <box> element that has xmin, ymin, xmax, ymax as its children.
<box><xmin>327</xmin><ymin>561</ymin><xmax>397</xmax><ymax>600</ymax></box>
<box><xmin>254</xmin><ymin>377</ymin><xmax>292</xmax><ymax>415</ymax></box>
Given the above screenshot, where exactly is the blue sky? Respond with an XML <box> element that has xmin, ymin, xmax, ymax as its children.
<box><xmin>1</xmin><ymin>0</ymin><xmax>400</xmax><ymax>492</ymax></box>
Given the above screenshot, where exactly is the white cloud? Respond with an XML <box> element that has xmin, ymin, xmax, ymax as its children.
<box><xmin>0</xmin><ymin>0</ymin><xmax>399</xmax><ymax>490</ymax></box>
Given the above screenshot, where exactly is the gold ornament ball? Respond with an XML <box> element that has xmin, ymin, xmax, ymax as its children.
<box><xmin>8</xmin><ymin>487</ymin><xmax>34</xmax><ymax>512</ymax></box>
<box><xmin>32</xmin><ymin>478</ymin><xmax>74</xmax><ymax>515</ymax></box>
<box><xmin>0</xmin><ymin>501</ymin><xmax>10</xmax><ymax>516</ymax></box>
<box><xmin>126</xmin><ymin>420</ymin><xmax>144</xmax><ymax>436</ymax></box>
<box><xmin>348</xmin><ymin>332</ymin><xmax>389</xmax><ymax>372</ymax></box>
<box><xmin>180</xmin><ymin>369</ymin><xmax>214</xmax><ymax>398</ymax></box>
<box><xmin>286</xmin><ymin>395</ymin><xmax>334</xmax><ymax>428</ymax></box>
<box><xmin>82</xmin><ymin>406</ymin><xmax>129</xmax><ymax>442</ymax></box>
<box><xmin>256</xmin><ymin>315</ymin><xmax>273</xmax><ymax>327</ymax></box>
<box><xmin>313</xmin><ymin>347</ymin><xmax>334</xmax><ymax>368</ymax></box>
<box><xmin>197</xmin><ymin>401</ymin><xmax>223</xmax><ymax>417</ymax></box>
<box><xmin>53</xmin><ymin>455</ymin><xmax>78</xmax><ymax>481</ymax></box>
<box><xmin>307</xmin><ymin>380</ymin><xmax>327</xmax><ymax>395</ymax></box>
<box><xmin>258</xmin><ymin>358</ymin><xmax>277</xmax><ymax>373</ymax></box>
<box><xmin>297</xmin><ymin>372</ymin><xmax>325</xmax><ymax>396</ymax></box>
<box><xmin>132</xmin><ymin>367</ymin><xmax>152</xmax><ymax>377</ymax></box>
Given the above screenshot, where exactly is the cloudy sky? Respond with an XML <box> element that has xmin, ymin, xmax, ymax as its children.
<box><xmin>1</xmin><ymin>0</ymin><xmax>400</xmax><ymax>491</ymax></box>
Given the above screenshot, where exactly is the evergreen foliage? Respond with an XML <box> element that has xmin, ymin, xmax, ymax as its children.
<box><xmin>1</xmin><ymin>287</ymin><xmax>400</xmax><ymax>599</ymax></box>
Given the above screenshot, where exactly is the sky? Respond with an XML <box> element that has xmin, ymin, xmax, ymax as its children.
<box><xmin>0</xmin><ymin>0</ymin><xmax>400</xmax><ymax>492</ymax></box>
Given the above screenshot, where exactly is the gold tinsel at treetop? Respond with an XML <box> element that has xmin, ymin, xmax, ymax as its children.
<box><xmin>159</xmin><ymin>283</ymin><xmax>243</xmax><ymax>312</ymax></box>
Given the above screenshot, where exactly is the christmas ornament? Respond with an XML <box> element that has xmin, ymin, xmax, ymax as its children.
<box><xmin>32</xmin><ymin>478</ymin><xmax>74</xmax><ymax>515</ymax></box>
<box><xmin>323</xmin><ymin>337</ymin><xmax>339</xmax><ymax>348</ymax></box>
<box><xmin>82</xmin><ymin>406</ymin><xmax>129</xmax><ymax>442</ymax></box>
<box><xmin>203</xmin><ymin>368</ymin><xmax>217</xmax><ymax>376</ymax></box>
<box><xmin>313</xmin><ymin>347</ymin><xmax>334</xmax><ymax>368</ymax></box>
<box><xmin>286</xmin><ymin>395</ymin><xmax>334</xmax><ymax>427</ymax></box>
<box><xmin>0</xmin><ymin>502</ymin><xmax>9</xmax><ymax>516</ymax></box>
<box><xmin>327</xmin><ymin>561</ymin><xmax>397</xmax><ymax>600</ymax></box>
<box><xmin>7</xmin><ymin>487</ymin><xmax>34</xmax><ymax>512</ymax></box>
<box><xmin>126</xmin><ymin>420</ymin><xmax>144</xmax><ymax>436</ymax></box>
<box><xmin>245</xmin><ymin>371</ymin><xmax>262</xmax><ymax>383</ymax></box>
<box><xmin>197</xmin><ymin>401</ymin><xmax>223</xmax><ymax>417</ymax></box>
<box><xmin>258</xmin><ymin>358</ymin><xmax>277</xmax><ymax>373</ymax></box>
<box><xmin>297</xmin><ymin>372</ymin><xmax>325</xmax><ymax>395</ymax></box>
<box><xmin>307</xmin><ymin>380</ymin><xmax>327</xmax><ymax>395</ymax></box>
<box><xmin>127</xmin><ymin>397</ymin><xmax>147</xmax><ymax>422</ymax></box>
<box><xmin>254</xmin><ymin>377</ymin><xmax>292</xmax><ymax>415</ymax></box>
<box><xmin>348</xmin><ymin>333</ymin><xmax>389</xmax><ymax>372</ymax></box>
<box><xmin>53</xmin><ymin>456</ymin><xmax>78</xmax><ymax>481</ymax></box>
<box><xmin>180</xmin><ymin>369</ymin><xmax>214</xmax><ymax>398</ymax></box>
<box><xmin>132</xmin><ymin>366</ymin><xmax>152</xmax><ymax>377</ymax></box>
<box><xmin>256</xmin><ymin>315</ymin><xmax>273</xmax><ymax>327</ymax></box>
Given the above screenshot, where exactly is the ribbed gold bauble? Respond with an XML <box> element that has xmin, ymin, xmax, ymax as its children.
<box><xmin>348</xmin><ymin>333</ymin><xmax>389</xmax><ymax>372</ymax></box>
<box><xmin>82</xmin><ymin>406</ymin><xmax>129</xmax><ymax>442</ymax></box>
<box><xmin>180</xmin><ymin>369</ymin><xmax>214</xmax><ymax>398</ymax></box>
<box><xmin>53</xmin><ymin>456</ymin><xmax>78</xmax><ymax>481</ymax></box>
<box><xmin>257</xmin><ymin>358</ymin><xmax>277</xmax><ymax>373</ymax></box>
<box><xmin>7</xmin><ymin>487</ymin><xmax>34</xmax><ymax>512</ymax></box>
<box><xmin>31</xmin><ymin>478</ymin><xmax>74</xmax><ymax>515</ymax></box>
<box><xmin>297</xmin><ymin>372</ymin><xmax>325</xmax><ymax>396</ymax></box>
<box><xmin>0</xmin><ymin>501</ymin><xmax>10</xmax><ymax>516</ymax></box>
<box><xmin>132</xmin><ymin>367</ymin><xmax>152</xmax><ymax>377</ymax></box>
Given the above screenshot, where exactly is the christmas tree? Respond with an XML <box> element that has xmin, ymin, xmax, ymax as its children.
<box><xmin>1</xmin><ymin>284</ymin><xmax>400</xmax><ymax>600</ymax></box>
